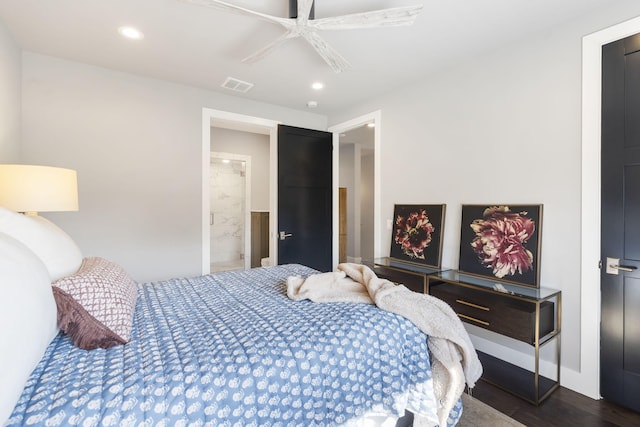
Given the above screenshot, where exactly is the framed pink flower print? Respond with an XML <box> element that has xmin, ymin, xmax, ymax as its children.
<box><xmin>459</xmin><ymin>204</ymin><xmax>543</xmax><ymax>287</ymax></box>
<box><xmin>389</xmin><ymin>204</ymin><xmax>445</xmax><ymax>268</ymax></box>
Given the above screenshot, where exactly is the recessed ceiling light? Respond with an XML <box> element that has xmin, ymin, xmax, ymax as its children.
<box><xmin>311</xmin><ymin>82</ymin><xmax>324</xmax><ymax>90</ymax></box>
<box><xmin>307</xmin><ymin>101</ymin><xmax>318</xmax><ymax>108</ymax></box>
<box><xmin>367</xmin><ymin>123</ymin><xmax>375</xmax><ymax>128</ymax></box>
<box><xmin>118</xmin><ymin>26</ymin><xmax>144</xmax><ymax>40</ymax></box>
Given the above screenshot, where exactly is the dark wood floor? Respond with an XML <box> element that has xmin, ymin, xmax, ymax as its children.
<box><xmin>472</xmin><ymin>381</ymin><xmax>640</xmax><ymax>427</ymax></box>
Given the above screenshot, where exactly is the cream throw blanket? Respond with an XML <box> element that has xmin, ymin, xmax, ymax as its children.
<box><xmin>286</xmin><ymin>263</ymin><xmax>483</xmax><ymax>427</ymax></box>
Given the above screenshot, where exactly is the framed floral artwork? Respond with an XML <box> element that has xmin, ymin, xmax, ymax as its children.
<box><xmin>389</xmin><ymin>204</ymin><xmax>445</xmax><ymax>268</ymax></box>
<box><xmin>459</xmin><ymin>204</ymin><xmax>543</xmax><ymax>287</ymax></box>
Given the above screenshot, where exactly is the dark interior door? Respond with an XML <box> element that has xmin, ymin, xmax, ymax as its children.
<box><xmin>278</xmin><ymin>124</ymin><xmax>332</xmax><ymax>272</ymax></box>
<box><xmin>601</xmin><ymin>33</ymin><xmax>640</xmax><ymax>412</ymax></box>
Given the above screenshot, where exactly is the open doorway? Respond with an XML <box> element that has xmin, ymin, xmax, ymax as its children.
<box><xmin>330</xmin><ymin>111</ymin><xmax>381</xmax><ymax>267</ymax></box>
<box><xmin>203</xmin><ymin>109</ymin><xmax>279</xmax><ymax>275</ymax></box>
<box><xmin>338</xmin><ymin>125</ymin><xmax>375</xmax><ymax>265</ymax></box>
<box><xmin>210</xmin><ymin>128</ymin><xmax>270</xmax><ymax>273</ymax></box>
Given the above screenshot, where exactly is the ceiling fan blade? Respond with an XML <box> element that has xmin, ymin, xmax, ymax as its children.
<box><xmin>296</xmin><ymin>0</ymin><xmax>314</xmax><ymax>23</ymax></box>
<box><xmin>241</xmin><ymin>30</ymin><xmax>299</xmax><ymax>64</ymax></box>
<box><xmin>301</xmin><ymin>31</ymin><xmax>351</xmax><ymax>73</ymax></box>
<box><xmin>177</xmin><ymin>0</ymin><xmax>291</xmax><ymax>27</ymax></box>
<box><xmin>309</xmin><ymin>5</ymin><xmax>423</xmax><ymax>30</ymax></box>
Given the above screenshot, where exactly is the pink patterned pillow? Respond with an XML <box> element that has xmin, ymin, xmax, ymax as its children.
<box><xmin>52</xmin><ymin>257</ymin><xmax>137</xmax><ymax>350</ymax></box>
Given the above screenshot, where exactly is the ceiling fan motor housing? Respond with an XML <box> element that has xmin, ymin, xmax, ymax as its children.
<box><xmin>289</xmin><ymin>0</ymin><xmax>314</xmax><ymax>19</ymax></box>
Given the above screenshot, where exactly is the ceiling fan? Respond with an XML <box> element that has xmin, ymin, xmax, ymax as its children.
<box><xmin>178</xmin><ymin>0</ymin><xmax>423</xmax><ymax>73</ymax></box>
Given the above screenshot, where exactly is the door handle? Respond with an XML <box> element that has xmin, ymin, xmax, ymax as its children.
<box><xmin>279</xmin><ymin>231</ymin><xmax>293</xmax><ymax>240</ymax></box>
<box><xmin>611</xmin><ymin>264</ymin><xmax>637</xmax><ymax>272</ymax></box>
<box><xmin>606</xmin><ymin>257</ymin><xmax>638</xmax><ymax>275</ymax></box>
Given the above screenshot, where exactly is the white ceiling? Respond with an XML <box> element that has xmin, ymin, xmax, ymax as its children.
<box><xmin>0</xmin><ymin>0</ymin><xmax>618</xmax><ymax>115</ymax></box>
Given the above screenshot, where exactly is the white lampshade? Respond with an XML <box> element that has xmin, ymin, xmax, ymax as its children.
<box><xmin>0</xmin><ymin>164</ymin><xmax>78</xmax><ymax>215</ymax></box>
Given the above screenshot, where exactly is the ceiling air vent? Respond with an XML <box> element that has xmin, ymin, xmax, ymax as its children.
<box><xmin>221</xmin><ymin>77</ymin><xmax>254</xmax><ymax>93</ymax></box>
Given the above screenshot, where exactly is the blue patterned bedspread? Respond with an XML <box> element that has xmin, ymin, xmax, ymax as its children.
<box><xmin>8</xmin><ymin>264</ymin><xmax>462</xmax><ymax>426</ymax></box>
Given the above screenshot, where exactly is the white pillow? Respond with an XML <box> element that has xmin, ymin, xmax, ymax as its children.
<box><xmin>0</xmin><ymin>206</ymin><xmax>82</xmax><ymax>281</ymax></box>
<box><xmin>0</xmin><ymin>232</ymin><xmax>59</xmax><ymax>424</ymax></box>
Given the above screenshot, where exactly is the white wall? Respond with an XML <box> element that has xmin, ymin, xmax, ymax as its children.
<box><xmin>210</xmin><ymin>127</ymin><xmax>270</xmax><ymax>211</ymax></box>
<box><xmin>0</xmin><ymin>18</ymin><xmax>21</xmax><ymax>162</ymax></box>
<box><xmin>21</xmin><ymin>52</ymin><xmax>327</xmax><ymax>282</ymax></box>
<box><xmin>330</xmin><ymin>1</ymin><xmax>640</xmax><ymax>397</ymax></box>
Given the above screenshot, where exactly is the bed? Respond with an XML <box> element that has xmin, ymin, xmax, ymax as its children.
<box><xmin>0</xmin><ymin>207</ymin><xmax>475</xmax><ymax>427</ymax></box>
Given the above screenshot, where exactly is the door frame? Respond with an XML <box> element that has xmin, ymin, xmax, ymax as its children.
<box><xmin>202</xmin><ymin>108</ymin><xmax>279</xmax><ymax>274</ymax></box>
<box><xmin>210</xmin><ymin>151</ymin><xmax>252</xmax><ymax>270</ymax></box>
<box><xmin>580</xmin><ymin>15</ymin><xmax>640</xmax><ymax>399</ymax></box>
<box><xmin>329</xmin><ymin>110</ymin><xmax>381</xmax><ymax>266</ymax></box>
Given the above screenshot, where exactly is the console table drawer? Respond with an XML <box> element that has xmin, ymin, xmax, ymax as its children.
<box><xmin>373</xmin><ymin>266</ymin><xmax>425</xmax><ymax>293</ymax></box>
<box><xmin>430</xmin><ymin>282</ymin><xmax>554</xmax><ymax>344</ymax></box>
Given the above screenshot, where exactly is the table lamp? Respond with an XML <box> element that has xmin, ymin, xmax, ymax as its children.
<box><xmin>0</xmin><ymin>164</ymin><xmax>78</xmax><ymax>215</ymax></box>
